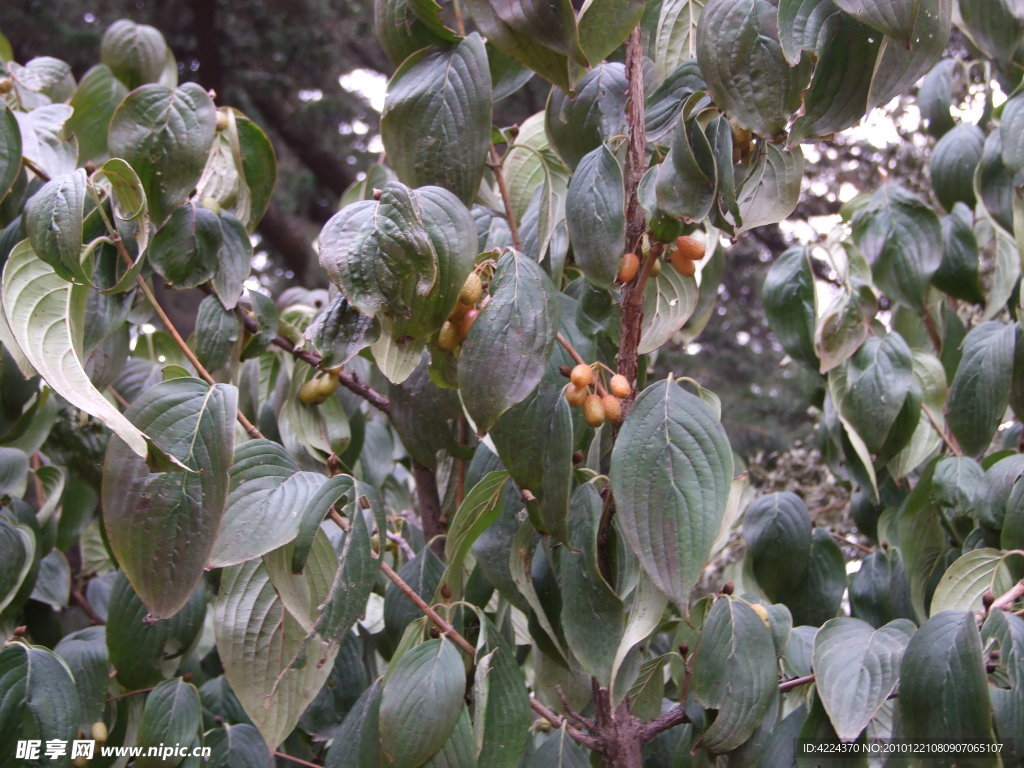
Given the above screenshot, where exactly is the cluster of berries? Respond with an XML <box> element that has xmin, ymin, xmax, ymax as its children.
<box><xmin>616</xmin><ymin>235</ymin><xmax>706</xmax><ymax>283</ymax></box>
<box><xmin>564</xmin><ymin>363</ymin><xmax>632</xmax><ymax>427</ymax></box>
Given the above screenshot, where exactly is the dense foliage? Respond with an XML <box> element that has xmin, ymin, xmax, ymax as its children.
<box><xmin>1</xmin><ymin>1</ymin><xmax>1024</xmax><ymax>766</ymax></box>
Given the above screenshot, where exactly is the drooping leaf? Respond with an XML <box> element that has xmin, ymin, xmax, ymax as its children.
<box><xmin>66</xmin><ymin>64</ymin><xmax>128</xmax><ymax>163</ymax></box>
<box><xmin>917</xmin><ymin>58</ymin><xmax>956</xmax><ymax>137</ymax></box>
<box><xmin>565</xmin><ymin>145</ymin><xmax>625</xmax><ymax>290</ymax></box>
<box><xmin>214</xmin><ymin>534</ymin><xmax>339</xmax><ymax>749</ymax></box>
<box><xmin>0</xmin><ymin>644</ymin><xmax>81</xmax><ymax>767</ymax></box>
<box><xmin>148</xmin><ymin>202</ymin><xmax>224</xmax><ymax>288</ymax></box>
<box><xmin>0</xmin><ymin>515</ymin><xmax>34</xmax><ymax>615</ymax></box>
<box><xmin>696</xmin><ymin>0</ymin><xmax>811</xmax><ymax>138</ymax></box>
<box><xmin>209</xmin><ymin>439</ymin><xmax>327</xmax><ymax>568</ymax></box>
<box><xmin>841</xmin><ymin>332</ymin><xmax>914</xmax><ymax>454</ymax></box>
<box><xmin>957</xmin><ymin>0</ymin><xmax>1024</xmax><ymax>66</ymax></box>
<box><xmin>136</xmin><ymin>678</ymin><xmax>202</xmax><ymax>768</ymax></box>
<box><xmin>545</xmin><ymin>63</ymin><xmax>628</xmax><ymax>171</ymax></box>
<box><xmin>458</xmin><ymin>251</ymin><xmax>559</xmax><ymax>434</ymax></box>
<box><xmin>930</xmin><ymin>122</ymin><xmax>984</xmax><ymax>212</ymax></box>
<box><xmin>206</xmin><ymin>723</ymin><xmax>273</xmax><ymax>768</ymax></box>
<box><xmin>100</xmin><ymin>18</ymin><xmax>171</xmax><ymax>89</ymax></box>
<box><xmin>762</xmin><ymin>246</ymin><xmax>817</xmax><ymax>368</ymax></box>
<box><xmin>781</xmin><ymin>527</ymin><xmax>847</xmax><ymax>626</ymax></box>
<box><xmin>0</xmin><ymin>100</ymin><xmax>22</xmax><ymax>203</ymax></box>
<box><xmin>578</xmin><ymin>0</ymin><xmax>647</xmax><ymax>63</ymax></box>
<box><xmin>610</xmin><ymin>377</ymin><xmax>733</xmax><ymax>609</ymax></box>
<box><xmin>833</xmin><ymin>0</ymin><xmax>923</xmax><ymax>43</ymax></box>
<box><xmin>933</xmin><ymin>202</ymin><xmax>983</xmax><ymax>303</ymax></box>
<box><xmin>1000</xmin><ymin>92</ymin><xmax>1024</xmax><ymax>174</ymax></box>
<box><xmin>898</xmin><ymin>610</ymin><xmax>998</xmax><ymax>746</ymax></box>
<box><xmin>982</xmin><ymin>610</ymin><xmax>1024</xmax><ymax>754</ymax></box>
<box><xmin>24</xmin><ymin>168</ymin><xmax>86</xmax><ymax>282</ymax></box>
<box><xmin>442</xmin><ymin>470</ymin><xmax>512</xmax><ymax>598</ymax></box>
<box><xmin>310</xmin><ymin>294</ymin><xmax>379</xmax><ymax>369</ymax></box>
<box><xmin>929</xmin><ymin>548</ymin><xmax>1015</xmax><ymax>615</ymax></box>
<box><xmin>108</xmin><ymin>83</ymin><xmax>216</xmax><ymax>225</ymax></box>
<box><xmin>946</xmin><ymin>321</ymin><xmax>1015</xmax><ymax>457</ymax></box>
<box><xmin>735</xmin><ymin>143</ymin><xmax>804</xmax><ymax>232</ymax></box>
<box><xmin>812</xmin><ymin>617</ymin><xmax>914</xmax><ymax>740</ymax></box>
<box><xmin>379</xmin><ymin>639</ymin><xmax>466</xmax><ymax>768</ymax></box>
<box><xmin>380</xmin><ymin>35</ymin><xmax>491</xmax><ymax>205</ymax></box>
<box><xmin>374</xmin><ymin>0</ymin><xmax>451</xmax><ymax>66</ymax></box>
<box><xmin>692</xmin><ymin>596</ymin><xmax>777</xmax><ymax>752</ymax></box>
<box><xmin>53</xmin><ymin>626</ymin><xmax>109</xmax><ymax>728</ymax></box>
<box><xmin>851</xmin><ymin>184</ymin><xmax>941</xmax><ymax>310</ymax></box>
<box><xmin>638</xmin><ymin>266</ymin><xmax>699</xmax><ymax>355</ymax></box>
<box><xmin>865</xmin><ymin>0</ymin><xmax>950</xmax><ymax>110</ymax></box>
<box><xmin>105</xmin><ymin>571</ymin><xmax>207</xmax><ymax>689</ymax></box>
<box><xmin>2</xmin><ymin>240</ymin><xmax>150</xmax><ymax>458</ymax></box>
<box><xmin>742</xmin><ymin>492</ymin><xmax>811</xmax><ymax>603</ymax></box>
<box><xmin>652</xmin><ymin>0</ymin><xmax>706</xmax><ymax>79</ymax></box>
<box><xmin>102</xmin><ymin>378</ymin><xmax>236</xmax><ymax>618</ymax></box>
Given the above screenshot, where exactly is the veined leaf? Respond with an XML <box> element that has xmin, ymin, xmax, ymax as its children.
<box><xmin>762</xmin><ymin>246</ymin><xmax>817</xmax><ymax>368</ymax></box>
<box><xmin>103</xmin><ymin>378</ymin><xmax>236</xmax><ymax>618</ymax></box>
<box><xmin>566</xmin><ymin>145</ymin><xmax>625</xmax><ymax>290</ymax></box>
<box><xmin>24</xmin><ymin>169</ymin><xmax>86</xmax><ymax>282</ymax></box>
<box><xmin>946</xmin><ymin>321</ymin><xmax>1015</xmax><ymax>457</ymax></box>
<box><xmin>638</xmin><ymin>266</ymin><xmax>699</xmax><ymax>355</ymax></box>
<box><xmin>2</xmin><ymin>240</ymin><xmax>150</xmax><ymax>459</ymax></box>
<box><xmin>610</xmin><ymin>377</ymin><xmax>733</xmax><ymax>609</ymax></box>
<box><xmin>136</xmin><ymin>678</ymin><xmax>202</xmax><ymax>768</ymax></box>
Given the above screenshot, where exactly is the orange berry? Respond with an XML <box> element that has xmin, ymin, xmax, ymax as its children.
<box><xmin>602</xmin><ymin>394</ymin><xmax>623</xmax><ymax>422</ymax></box>
<box><xmin>456</xmin><ymin>309</ymin><xmax>479</xmax><ymax>342</ymax></box>
<box><xmin>617</xmin><ymin>252</ymin><xmax>640</xmax><ymax>282</ymax></box>
<box><xmin>675</xmin><ymin>235</ymin><xmax>705</xmax><ymax>260</ymax></box>
<box><xmin>570</xmin><ymin>364</ymin><xmax>594</xmax><ymax>388</ymax></box>
<box><xmin>438</xmin><ymin>321</ymin><xmax>459</xmax><ymax>351</ymax></box>
<box><xmin>565</xmin><ymin>383</ymin><xmax>588</xmax><ymax>407</ymax></box>
<box><xmin>583</xmin><ymin>394</ymin><xmax>605</xmax><ymax>427</ymax></box>
<box><xmin>609</xmin><ymin>374</ymin><xmax>631</xmax><ymax>399</ymax></box>
<box><xmin>671</xmin><ymin>250</ymin><xmax>697</xmax><ymax>276</ymax></box>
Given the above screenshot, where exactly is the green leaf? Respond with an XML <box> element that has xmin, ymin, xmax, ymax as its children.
<box><xmin>15</xmin><ymin>104</ymin><xmax>78</xmax><ymax>178</ymax></box>
<box><xmin>565</xmin><ymin>145</ymin><xmax>625</xmax><ymax>290</ymax></box>
<box><xmin>385</xmin><ymin>547</ymin><xmax>445</xmax><ymax>642</ymax></box>
<box><xmin>545</xmin><ymin>63</ymin><xmax>628</xmax><ymax>170</ymax></box>
<box><xmin>66</xmin><ymin>64</ymin><xmax>128</xmax><ymax>163</ymax></box>
<box><xmin>374</xmin><ymin>0</ymin><xmax>451</xmax><ymax>66</ymax></box>
<box><xmin>849</xmin><ymin>549</ymin><xmax>916</xmax><ymax>628</ymax></box>
<box><xmin>463</xmin><ymin>0</ymin><xmax>573</xmax><ymax>91</ymax></box>
<box><xmin>206</xmin><ymin>723</ymin><xmax>273</xmax><ymax>768</ymax></box>
<box><xmin>559</xmin><ymin>483</ymin><xmax>625</xmax><ymax>685</ymax></box>
<box><xmin>214</xmin><ymin>534</ymin><xmax>340</xmax><ymax>749</ymax></box>
<box><xmin>696</xmin><ymin>0</ymin><xmax>810</xmax><ymax>138</ymax></box>
<box><xmin>149</xmin><ymin>202</ymin><xmax>223</xmax><ymax>288</ymax></box>
<box><xmin>442</xmin><ymin>471</ymin><xmax>511</xmax><ymax>597</ymax></box>
<box><xmin>422</xmin><ymin>706</ymin><xmax>475</xmax><ymax>768</ymax></box>
<box><xmin>2</xmin><ymin>240</ymin><xmax>150</xmax><ymax>458</ymax></box>
<box><xmin>929</xmin><ymin>548</ymin><xmax>1015</xmax><ymax>615</ymax></box>
<box><xmin>102</xmin><ymin>378</ymin><xmax>236</xmax><ymax>618</ymax></box>
<box><xmin>898</xmin><ymin>610</ymin><xmax>998</xmax><ymax>747</ymax></box>
<box><xmin>957</xmin><ymin>0</ymin><xmax>1024</xmax><ymax>66</ymax></box>
<box><xmin>389</xmin><ymin>353</ymin><xmax>460</xmax><ymax>468</ymax></box>
<box><xmin>24</xmin><ymin>168</ymin><xmax>86</xmax><ymax>282</ymax></box>
<box><xmin>982</xmin><ymin>610</ymin><xmax>1024</xmax><ymax>754</ymax></box>
<box><xmin>735</xmin><ymin>143</ymin><xmax>804</xmax><ymax>232</ymax></box>
<box><xmin>379</xmin><ymin>638</ymin><xmax>466</xmax><ymax>768</ymax></box>
<box><xmin>108</xmin><ymin>83</ymin><xmax>216</xmax><ymax>225</ymax></box>
<box><xmin>692</xmin><ymin>596</ymin><xmax>777</xmax><ymax>752</ymax></box>
<box><xmin>578</xmin><ymin>0</ymin><xmax>647</xmax><ymax>63</ymax></box>
<box><xmin>30</xmin><ymin>549</ymin><xmax>70</xmax><ymax>609</ymax></box>
<box><xmin>137</xmin><ymin>678</ymin><xmax>202</xmax><ymax>768</ymax></box>
<box><xmin>610</xmin><ymin>377</ymin><xmax>733</xmax><ymax>609</ymax></box>
<box><xmin>381</xmin><ymin>35</ymin><xmax>492</xmax><ymax>205</ymax></box>
<box><xmin>0</xmin><ymin>644</ymin><xmax>81</xmax><ymax>768</ymax></box>
<box><xmin>782</xmin><ymin>527</ymin><xmax>846</xmax><ymax>626</ymax></box>
<box><xmin>812</xmin><ymin>617</ymin><xmax>914</xmax><ymax>740</ymax></box>
<box><xmin>1002</xmin><ymin>93</ymin><xmax>1024</xmax><ymax>174</ymax></box>
<box><xmin>232</xmin><ymin>113</ymin><xmax>277</xmax><ymax>230</ymax></box>
<box><xmin>930</xmin><ymin>122</ymin><xmax>984</xmax><ymax>212</ymax></box>
<box><xmin>193</xmin><ymin>294</ymin><xmax>241</xmax><ymax>371</ymax></box>
<box><xmin>100</xmin><ymin>19</ymin><xmax>171</xmax><ymax>89</ymax></box>
<box><xmin>763</xmin><ymin>246</ymin><xmax>817</xmax><ymax>368</ymax></box>
<box><xmin>528</xmin><ymin>726</ymin><xmax>590</xmax><ymax>768</ymax></box>
<box><xmin>0</xmin><ymin>515</ymin><xmax>34</xmax><ymax>615</ymax></box>
<box><xmin>851</xmin><ymin>184</ymin><xmax>941</xmax><ymax>310</ymax></box>
<box><xmin>458</xmin><ymin>251</ymin><xmax>559</xmax><ymax>435</ymax></box>
<box><xmin>645</xmin><ymin>60</ymin><xmax>707</xmax><ymax>142</ymax></box>
<box><xmin>934</xmin><ymin>202</ymin><xmax>983</xmax><ymax>303</ymax></box>
<box><xmin>841</xmin><ymin>332</ymin><xmax>914</xmax><ymax>454</ymax></box>
<box><xmin>833</xmin><ymin>0</ymin><xmax>922</xmax><ymax>43</ymax></box>
<box><xmin>473</xmin><ymin>615</ymin><xmax>531</xmax><ymax>768</ymax></box>
<box><xmin>638</xmin><ymin>265</ymin><xmax>699</xmax><ymax>355</ymax></box>
<box><xmin>947</xmin><ymin>321</ymin><xmax>1015</xmax><ymax>457</ymax></box>
<box><xmin>742</xmin><ymin>492</ymin><xmax>811</xmax><ymax>603</ymax></box>
<box><xmin>652</xmin><ymin>0</ymin><xmax>705</xmax><ymax>79</ymax></box>
<box><xmin>326</xmin><ymin>681</ymin><xmax>383</xmax><ymax>768</ymax></box>
<box><xmin>0</xmin><ymin>100</ymin><xmax>22</xmax><ymax>204</ymax></box>
<box><xmin>310</xmin><ymin>294</ymin><xmax>379</xmax><ymax>369</ymax></box>
<box><xmin>865</xmin><ymin>0</ymin><xmax>950</xmax><ymax>110</ymax></box>
<box><xmin>209</xmin><ymin>439</ymin><xmax>326</xmax><ymax>568</ymax></box>
<box><xmin>105</xmin><ymin>571</ymin><xmax>207</xmax><ymax>689</ymax></box>
<box><xmin>918</xmin><ymin>58</ymin><xmax>956</xmax><ymax>137</ymax></box>
<box><xmin>53</xmin><ymin>626</ymin><xmax>108</xmax><ymax>727</ymax></box>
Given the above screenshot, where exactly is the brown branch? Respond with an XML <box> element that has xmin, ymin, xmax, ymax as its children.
<box><xmin>638</xmin><ymin>702</ymin><xmax>690</xmax><ymax>742</ymax></box>
<box><xmin>21</xmin><ymin>156</ymin><xmax>50</xmax><ymax>182</ymax></box>
<box><xmin>71</xmin><ymin>589</ymin><xmax>104</xmax><ymax>625</ymax></box>
<box><xmin>615</xmin><ymin>26</ymin><xmax>649</xmax><ymax>390</ymax></box>
<box><xmin>105</xmin><ymin>685</ymin><xmax>156</xmax><ymax>703</ymax></box>
<box><xmin>273</xmin><ymin>752</ymin><xmax>322</xmax><ymax>768</ymax></box>
<box><xmin>412</xmin><ymin>459</ymin><xmax>445</xmax><ymax>557</ymax></box>
<box><xmin>490</xmin><ymin>145</ymin><xmax>523</xmax><ymax>251</ymax></box>
<box><xmin>991</xmin><ymin>579</ymin><xmax>1024</xmax><ymax>612</ymax></box>
<box><xmin>828</xmin><ymin>530</ymin><xmax>874</xmax><ymax>555</ymax></box>
<box><xmin>923</xmin><ymin>404</ymin><xmax>962</xmax><ymax>457</ymax></box>
<box><xmin>778</xmin><ymin>673</ymin><xmax>815</xmax><ymax>692</ymax></box>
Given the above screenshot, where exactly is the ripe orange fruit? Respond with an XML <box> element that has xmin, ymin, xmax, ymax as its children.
<box><xmin>583</xmin><ymin>394</ymin><xmax>605</xmax><ymax>427</ymax></box>
<box><xmin>456</xmin><ymin>308</ymin><xmax>479</xmax><ymax>342</ymax></box>
<box><xmin>438</xmin><ymin>321</ymin><xmax>459</xmax><ymax>351</ymax></box>
<box><xmin>675</xmin><ymin>235</ymin><xmax>705</xmax><ymax>261</ymax></box>
<box><xmin>602</xmin><ymin>394</ymin><xmax>623</xmax><ymax>422</ymax></box>
<box><xmin>565</xmin><ymin>383</ymin><xmax>588</xmax><ymax>407</ymax></box>
<box><xmin>671</xmin><ymin>250</ymin><xmax>697</xmax><ymax>276</ymax></box>
<box><xmin>617</xmin><ymin>252</ymin><xmax>640</xmax><ymax>282</ymax></box>
<box><xmin>609</xmin><ymin>374</ymin><xmax>631</xmax><ymax>399</ymax></box>
<box><xmin>570</xmin><ymin>364</ymin><xmax>594</xmax><ymax>388</ymax></box>
<box><xmin>459</xmin><ymin>272</ymin><xmax>483</xmax><ymax>305</ymax></box>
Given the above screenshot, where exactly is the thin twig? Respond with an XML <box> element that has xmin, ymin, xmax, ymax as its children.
<box><xmin>327</xmin><ymin>508</ymin><xmax>597</xmax><ymax>747</ymax></box>
<box><xmin>828</xmin><ymin>530</ymin><xmax>874</xmax><ymax>555</ymax></box>
<box><xmin>556</xmin><ymin>333</ymin><xmax>607</xmax><ymax>396</ymax></box>
<box><xmin>105</xmin><ymin>685</ymin><xmax>156</xmax><ymax>703</ymax></box>
<box><xmin>72</xmin><ymin>589</ymin><xmax>105</xmax><ymax>625</ymax></box>
<box><xmin>21</xmin><ymin>156</ymin><xmax>51</xmax><ymax>182</ymax></box>
<box><xmin>922</xmin><ymin>404</ymin><xmax>962</xmax><ymax>457</ymax></box>
<box><xmin>385</xmin><ymin>529</ymin><xmax>417</xmax><ymax>560</ymax></box>
<box><xmin>555</xmin><ymin>684</ymin><xmax>593</xmax><ymax>730</ymax></box>
<box><xmin>778</xmin><ymin>673</ymin><xmax>815</xmax><ymax>693</ymax></box>
<box><xmin>991</xmin><ymin>579</ymin><xmax>1024</xmax><ymax>612</ymax></box>
<box><xmin>273</xmin><ymin>751</ymin><xmax>322</xmax><ymax>768</ymax></box>
<box><xmin>490</xmin><ymin>145</ymin><xmax>523</xmax><ymax>251</ymax></box>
